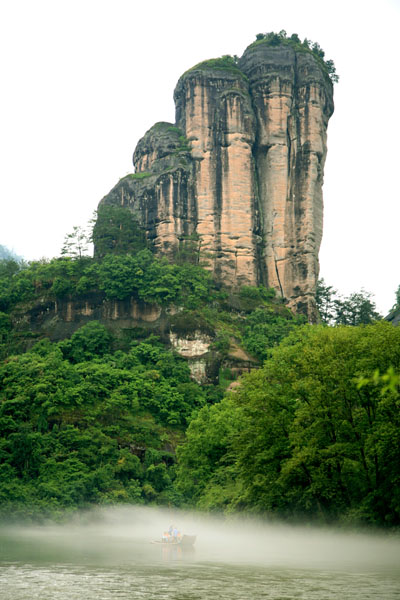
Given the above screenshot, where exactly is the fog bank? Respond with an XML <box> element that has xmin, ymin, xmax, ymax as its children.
<box><xmin>1</xmin><ymin>506</ymin><xmax>399</xmax><ymax>572</ymax></box>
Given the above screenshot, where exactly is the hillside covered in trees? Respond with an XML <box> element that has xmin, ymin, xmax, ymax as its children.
<box><xmin>0</xmin><ymin>203</ymin><xmax>398</xmax><ymax>527</ymax></box>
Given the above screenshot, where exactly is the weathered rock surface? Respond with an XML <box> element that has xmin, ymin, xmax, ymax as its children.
<box><xmin>98</xmin><ymin>42</ymin><xmax>334</xmax><ymax>320</ymax></box>
<box><xmin>12</xmin><ymin>293</ymin><xmax>164</xmax><ymax>343</ymax></box>
<box><xmin>169</xmin><ymin>331</ymin><xmax>212</xmax><ymax>383</ymax></box>
<box><xmin>174</xmin><ymin>67</ymin><xmax>259</xmax><ymax>286</ymax></box>
<box><xmin>13</xmin><ymin>294</ymin><xmax>256</xmax><ymax>384</ymax></box>
<box><xmin>101</xmin><ymin>123</ymin><xmax>195</xmax><ymax>255</ymax></box>
<box><xmin>239</xmin><ymin>45</ymin><xmax>334</xmax><ymax>318</ymax></box>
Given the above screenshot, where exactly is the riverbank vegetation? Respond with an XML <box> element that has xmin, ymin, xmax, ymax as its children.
<box><xmin>0</xmin><ymin>328</ymin><xmax>205</xmax><ymax>519</ymax></box>
<box><xmin>0</xmin><ymin>215</ymin><xmax>398</xmax><ymax>526</ymax></box>
<box><xmin>176</xmin><ymin>323</ymin><xmax>400</xmax><ymax>526</ymax></box>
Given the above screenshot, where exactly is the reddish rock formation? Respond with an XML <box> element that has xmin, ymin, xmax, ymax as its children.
<box><xmin>98</xmin><ymin>40</ymin><xmax>334</xmax><ymax>320</ymax></box>
<box><xmin>174</xmin><ymin>68</ymin><xmax>259</xmax><ymax>286</ymax></box>
<box><xmin>239</xmin><ymin>45</ymin><xmax>334</xmax><ymax>318</ymax></box>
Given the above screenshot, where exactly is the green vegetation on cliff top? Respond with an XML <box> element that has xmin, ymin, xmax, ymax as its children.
<box><xmin>124</xmin><ymin>172</ymin><xmax>153</xmax><ymax>180</ymax></box>
<box><xmin>182</xmin><ymin>55</ymin><xmax>247</xmax><ymax>80</ymax></box>
<box><xmin>181</xmin><ymin>33</ymin><xmax>338</xmax><ymax>85</ymax></box>
<box><xmin>246</xmin><ymin>30</ymin><xmax>338</xmax><ymax>83</ymax></box>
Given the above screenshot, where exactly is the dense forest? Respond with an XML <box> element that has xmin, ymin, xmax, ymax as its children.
<box><xmin>177</xmin><ymin>323</ymin><xmax>400</xmax><ymax>525</ymax></box>
<box><xmin>0</xmin><ymin>206</ymin><xmax>399</xmax><ymax>526</ymax></box>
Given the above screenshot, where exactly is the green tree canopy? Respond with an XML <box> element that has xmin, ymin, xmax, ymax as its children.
<box><xmin>61</xmin><ymin>226</ymin><xmax>91</xmax><ymax>259</ymax></box>
<box><xmin>316</xmin><ymin>279</ymin><xmax>381</xmax><ymax>325</ymax></box>
<box><xmin>0</xmin><ymin>328</ymin><xmax>206</xmax><ymax>518</ymax></box>
<box><xmin>92</xmin><ymin>205</ymin><xmax>148</xmax><ymax>258</ymax></box>
<box><xmin>176</xmin><ymin>322</ymin><xmax>400</xmax><ymax>525</ymax></box>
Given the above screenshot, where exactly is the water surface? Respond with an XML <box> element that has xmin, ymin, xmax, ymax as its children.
<box><xmin>1</xmin><ymin>507</ymin><xmax>399</xmax><ymax>599</ymax></box>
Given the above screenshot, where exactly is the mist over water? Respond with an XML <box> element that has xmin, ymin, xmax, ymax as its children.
<box><xmin>1</xmin><ymin>506</ymin><xmax>399</xmax><ymax>599</ymax></box>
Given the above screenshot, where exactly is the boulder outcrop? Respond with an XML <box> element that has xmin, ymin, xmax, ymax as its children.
<box><xmin>98</xmin><ymin>40</ymin><xmax>334</xmax><ymax>321</ymax></box>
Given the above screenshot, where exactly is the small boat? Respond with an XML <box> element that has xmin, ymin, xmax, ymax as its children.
<box><xmin>151</xmin><ymin>534</ymin><xmax>196</xmax><ymax>547</ymax></box>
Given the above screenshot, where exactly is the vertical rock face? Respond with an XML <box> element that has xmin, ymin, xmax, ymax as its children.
<box><xmin>239</xmin><ymin>45</ymin><xmax>334</xmax><ymax>317</ymax></box>
<box><xmin>98</xmin><ymin>41</ymin><xmax>334</xmax><ymax>320</ymax></box>
<box><xmin>99</xmin><ymin>122</ymin><xmax>196</xmax><ymax>255</ymax></box>
<box><xmin>174</xmin><ymin>68</ymin><xmax>259</xmax><ymax>285</ymax></box>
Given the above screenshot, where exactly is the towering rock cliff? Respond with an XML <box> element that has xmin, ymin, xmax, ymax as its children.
<box><xmin>99</xmin><ymin>37</ymin><xmax>334</xmax><ymax>321</ymax></box>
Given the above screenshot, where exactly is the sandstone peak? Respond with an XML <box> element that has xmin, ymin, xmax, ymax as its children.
<box><xmin>98</xmin><ymin>34</ymin><xmax>335</xmax><ymax>321</ymax></box>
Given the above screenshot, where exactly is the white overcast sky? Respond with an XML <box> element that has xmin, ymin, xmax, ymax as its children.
<box><xmin>0</xmin><ymin>0</ymin><xmax>399</xmax><ymax>314</ymax></box>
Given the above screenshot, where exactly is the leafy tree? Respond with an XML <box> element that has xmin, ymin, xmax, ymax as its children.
<box><xmin>0</xmin><ymin>258</ymin><xmax>33</xmax><ymax>310</ymax></box>
<box><xmin>243</xmin><ymin>306</ymin><xmax>304</xmax><ymax>361</ymax></box>
<box><xmin>92</xmin><ymin>205</ymin><xmax>148</xmax><ymax>258</ymax></box>
<box><xmin>59</xmin><ymin>321</ymin><xmax>112</xmax><ymax>363</ymax></box>
<box><xmin>312</xmin><ymin>41</ymin><xmax>325</xmax><ymax>58</ymax></box>
<box><xmin>94</xmin><ymin>253</ymin><xmax>144</xmax><ymax>300</ymax></box>
<box><xmin>316</xmin><ymin>279</ymin><xmax>381</xmax><ymax>325</ymax></box>
<box><xmin>316</xmin><ymin>279</ymin><xmax>337</xmax><ymax>324</ymax></box>
<box><xmin>0</xmin><ymin>312</ymin><xmax>11</xmax><ymax>344</ymax></box>
<box><xmin>61</xmin><ymin>226</ymin><xmax>91</xmax><ymax>259</ymax></box>
<box><xmin>334</xmin><ymin>290</ymin><xmax>381</xmax><ymax>325</ymax></box>
<box><xmin>0</xmin><ymin>259</ymin><xmax>22</xmax><ymax>279</ymax></box>
<box><xmin>176</xmin><ymin>398</ymin><xmax>244</xmax><ymax>507</ymax></box>
<box><xmin>390</xmin><ymin>285</ymin><xmax>400</xmax><ymax>311</ymax></box>
<box><xmin>324</xmin><ymin>60</ymin><xmax>339</xmax><ymax>83</ymax></box>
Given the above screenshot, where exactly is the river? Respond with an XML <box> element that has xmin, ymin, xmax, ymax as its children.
<box><xmin>0</xmin><ymin>507</ymin><xmax>399</xmax><ymax>599</ymax></box>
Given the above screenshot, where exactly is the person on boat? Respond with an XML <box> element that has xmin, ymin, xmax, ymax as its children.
<box><xmin>173</xmin><ymin>527</ymin><xmax>178</xmax><ymax>542</ymax></box>
<box><xmin>162</xmin><ymin>531</ymin><xmax>169</xmax><ymax>542</ymax></box>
